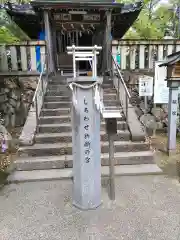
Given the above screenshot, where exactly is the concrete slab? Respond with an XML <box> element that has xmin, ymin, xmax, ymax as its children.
<box><xmin>15</xmin><ymin>151</ymin><xmax>155</xmax><ymax>171</ymax></box>
<box><xmin>19</xmin><ymin>107</ymin><xmax>37</xmax><ymax>146</ymax></box>
<box><xmin>8</xmin><ymin>164</ymin><xmax>162</xmax><ymax>183</ymax></box>
<box><xmin>1</xmin><ymin>175</ymin><xmax>180</xmax><ymax>240</ymax></box>
<box><xmin>127</xmin><ymin>104</ymin><xmax>146</xmax><ymax>142</ymax></box>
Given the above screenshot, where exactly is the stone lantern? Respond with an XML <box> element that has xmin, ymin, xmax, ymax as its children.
<box><xmin>159</xmin><ymin>51</ymin><xmax>180</xmax><ymax>155</ymax></box>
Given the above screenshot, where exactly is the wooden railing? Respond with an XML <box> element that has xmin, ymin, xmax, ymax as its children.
<box><xmin>112</xmin><ymin>39</ymin><xmax>180</xmax><ymax>70</ymax></box>
<box><xmin>0</xmin><ymin>40</ymin><xmax>46</xmax><ymax>74</ymax></box>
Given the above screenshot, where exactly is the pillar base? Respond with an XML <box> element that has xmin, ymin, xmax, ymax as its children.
<box><xmin>73</xmin><ymin>201</ymin><xmax>102</xmax><ymax>210</ymax></box>
<box><xmin>167</xmin><ymin>149</ymin><xmax>177</xmax><ymax>157</ymax></box>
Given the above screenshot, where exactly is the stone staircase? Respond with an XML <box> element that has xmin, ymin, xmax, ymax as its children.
<box><xmin>8</xmin><ymin>76</ymin><xmax>161</xmax><ymax>183</ymax></box>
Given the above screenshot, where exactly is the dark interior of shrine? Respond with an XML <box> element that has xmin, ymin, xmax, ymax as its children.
<box><xmin>78</xmin><ymin>33</ymin><xmax>93</xmax><ymax>71</ymax></box>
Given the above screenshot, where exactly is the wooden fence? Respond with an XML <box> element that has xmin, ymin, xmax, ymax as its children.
<box><xmin>1</xmin><ymin>39</ymin><xmax>180</xmax><ymax>74</ymax></box>
<box><xmin>112</xmin><ymin>39</ymin><xmax>180</xmax><ymax>70</ymax></box>
<box><xmin>0</xmin><ymin>41</ymin><xmax>46</xmax><ymax>74</ymax></box>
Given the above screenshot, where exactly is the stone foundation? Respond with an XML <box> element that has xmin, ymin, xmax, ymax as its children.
<box><xmin>0</xmin><ymin>76</ymin><xmax>37</xmax><ymax>129</ymax></box>
<box><xmin>129</xmin><ymin>86</ymin><xmax>180</xmax><ymax>135</ymax></box>
<box><xmin>0</xmin><ymin>76</ymin><xmax>37</xmax><ymax>155</ymax></box>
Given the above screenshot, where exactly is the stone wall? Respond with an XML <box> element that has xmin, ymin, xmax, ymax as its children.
<box><xmin>0</xmin><ymin>76</ymin><xmax>37</xmax><ymax>129</ymax></box>
<box><xmin>0</xmin><ymin>76</ymin><xmax>37</xmax><ymax>156</ymax></box>
<box><xmin>123</xmin><ymin>70</ymin><xmax>180</xmax><ymax>135</ymax></box>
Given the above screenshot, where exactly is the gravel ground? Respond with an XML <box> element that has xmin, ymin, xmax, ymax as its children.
<box><xmin>0</xmin><ymin>176</ymin><xmax>180</xmax><ymax>240</ymax></box>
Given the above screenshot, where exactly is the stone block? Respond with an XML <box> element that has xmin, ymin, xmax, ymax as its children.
<box><xmin>151</xmin><ymin>107</ymin><xmax>166</xmax><ymax>121</ymax></box>
<box><xmin>140</xmin><ymin>114</ymin><xmax>157</xmax><ymax>129</ymax></box>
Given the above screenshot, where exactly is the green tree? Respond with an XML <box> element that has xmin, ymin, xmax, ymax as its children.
<box><xmin>123</xmin><ymin>0</ymin><xmax>179</xmax><ymax>39</ymax></box>
<box><xmin>0</xmin><ymin>9</ymin><xmax>30</xmax><ymax>43</ymax></box>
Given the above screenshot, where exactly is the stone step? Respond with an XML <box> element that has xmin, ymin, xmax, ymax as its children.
<box><xmin>15</xmin><ymin>150</ymin><xmax>154</xmax><ymax>171</ymax></box>
<box><xmin>50</xmin><ymin>76</ymin><xmax>67</xmax><ymax>82</ymax></box>
<box><xmin>103</xmin><ymin>89</ymin><xmax>116</xmax><ymax>94</ymax></box>
<box><xmin>49</xmin><ymin>80</ymin><xmax>67</xmax><ymax>85</ymax></box>
<box><xmin>46</xmin><ymin>90</ymin><xmax>71</xmax><ymax>96</ymax></box>
<box><xmin>38</xmin><ymin>121</ymin><xmax>127</xmax><ymax>133</ymax></box>
<box><xmin>41</xmin><ymin>107</ymin><xmax>124</xmax><ymax>118</ymax></box>
<box><xmin>45</xmin><ymin>88</ymin><xmax>116</xmax><ymax>97</ymax></box>
<box><xmin>43</xmin><ymin>101</ymin><xmax>71</xmax><ymax>109</ymax></box>
<box><xmin>47</xmin><ymin>84</ymin><xmax>69</xmax><ymax>91</ymax></box>
<box><xmin>7</xmin><ymin>164</ymin><xmax>163</xmax><ymax>183</ymax></box>
<box><xmin>44</xmin><ymin>93</ymin><xmax>117</xmax><ymax>102</ymax></box>
<box><xmin>103</xmin><ymin>105</ymin><xmax>122</xmax><ymax>110</ymax></box>
<box><xmin>48</xmin><ymin>80</ymin><xmax>67</xmax><ymax>84</ymax></box>
<box><xmin>35</xmin><ymin>130</ymin><xmax>130</xmax><ymax>143</ymax></box>
<box><xmin>102</xmin><ymin>84</ymin><xmax>114</xmax><ymax>89</ymax></box>
<box><xmin>18</xmin><ymin>139</ymin><xmax>149</xmax><ymax>158</ymax></box>
<box><xmin>39</xmin><ymin>115</ymin><xmax>71</xmax><ymax>124</ymax></box>
<box><xmin>43</xmin><ymin>100</ymin><xmax>120</xmax><ymax>109</ymax></box>
<box><xmin>103</xmin><ymin>100</ymin><xmax>119</xmax><ymax>107</ymax></box>
<box><xmin>41</xmin><ymin>108</ymin><xmax>71</xmax><ymax>116</ymax></box>
<box><xmin>44</xmin><ymin>96</ymin><xmax>71</xmax><ymax>102</ymax></box>
<box><xmin>39</xmin><ymin>115</ymin><xmax>124</xmax><ymax>124</ymax></box>
<box><xmin>43</xmin><ymin>99</ymin><xmax>120</xmax><ymax>109</ymax></box>
<box><xmin>103</xmin><ymin>94</ymin><xmax>117</xmax><ymax>101</ymax></box>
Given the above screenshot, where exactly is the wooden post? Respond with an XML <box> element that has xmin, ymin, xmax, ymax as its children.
<box><xmin>167</xmin><ymin>85</ymin><xmax>179</xmax><ymax>156</ymax></box>
<box><xmin>20</xmin><ymin>46</ymin><xmax>28</xmax><ymax>71</ymax></box>
<box><xmin>0</xmin><ymin>46</ymin><xmax>8</xmax><ymax>71</ymax></box>
<box><xmin>108</xmin><ymin>133</ymin><xmax>115</xmax><ymax>201</ymax></box>
<box><xmin>44</xmin><ymin>10</ymin><xmax>54</xmax><ymax>73</ymax></box>
<box><xmin>106</xmin><ymin>10</ymin><xmax>111</xmax><ymax>78</ymax></box>
<box><xmin>30</xmin><ymin>46</ymin><xmax>37</xmax><ymax>71</ymax></box>
<box><xmin>51</xmin><ymin>17</ymin><xmax>58</xmax><ymax>73</ymax></box>
<box><xmin>10</xmin><ymin>46</ymin><xmax>18</xmax><ymax>71</ymax></box>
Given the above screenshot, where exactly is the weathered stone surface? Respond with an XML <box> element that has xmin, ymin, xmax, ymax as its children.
<box><xmin>162</xmin><ymin>104</ymin><xmax>168</xmax><ymax>113</ymax></box>
<box><xmin>15</xmin><ymin>102</ymin><xmax>27</xmax><ymax>127</ymax></box>
<box><xmin>140</xmin><ymin>114</ymin><xmax>157</xmax><ymax>129</ymax></box>
<box><xmin>135</xmin><ymin>106</ymin><xmax>143</xmax><ymax>118</ymax></box>
<box><xmin>0</xmin><ymin>94</ymin><xmax>7</xmax><ymax>103</ymax></box>
<box><xmin>19</xmin><ymin>76</ymin><xmax>38</xmax><ymax>90</ymax></box>
<box><xmin>0</xmin><ymin>124</ymin><xmax>13</xmax><ymax>152</ymax></box>
<box><xmin>130</xmin><ymin>89</ymin><xmax>141</xmax><ymax>106</ymax></box>
<box><xmin>151</xmin><ymin>107</ymin><xmax>166</xmax><ymax>122</ymax></box>
<box><xmin>4</xmin><ymin>77</ymin><xmax>18</xmax><ymax>89</ymax></box>
<box><xmin>0</xmin><ymin>76</ymin><xmax>37</xmax><ymax>128</ymax></box>
<box><xmin>10</xmin><ymin>114</ymin><xmax>16</xmax><ymax>128</ymax></box>
<box><xmin>126</xmin><ymin>72</ymin><xmax>180</xmax><ymax>134</ymax></box>
<box><xmin>156</xmin><ymin>121</ymin><xmax>163</xmax><ymax>129</ymax></box>
<box><xmin>9</xmin><ymin>98</ymin><xmax>17</xmax><ymax>108</ymax></box>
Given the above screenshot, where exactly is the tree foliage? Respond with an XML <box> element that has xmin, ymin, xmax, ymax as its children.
<box><xmin>0</xmin><ymin>0</ymin><xmax>179</xmax><ymax>41</ymax></box>
<box><xmin>0</xmin><ymin>26</ymin><xmax>19</xmax><ymax>43</ymax></box>
<box><xmin>123</xmin><ymin>0</ymin><xmax>180</xmax><ymax>39</ymax></box>
<box><xmin>0</xmin><ymin>9</ymin><xmax>30</xmax><ymax>43</ymax></box>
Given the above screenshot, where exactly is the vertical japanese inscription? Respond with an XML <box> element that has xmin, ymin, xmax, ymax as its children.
<box><xmin>172</xmin><ymin>99</ymin><xmax>177</xmax><ymax>116</ymax></box>
<box><xmin>83</xmin><ymin>97</ymin><xmax>91</xmax><ymax>163</ymax></box>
